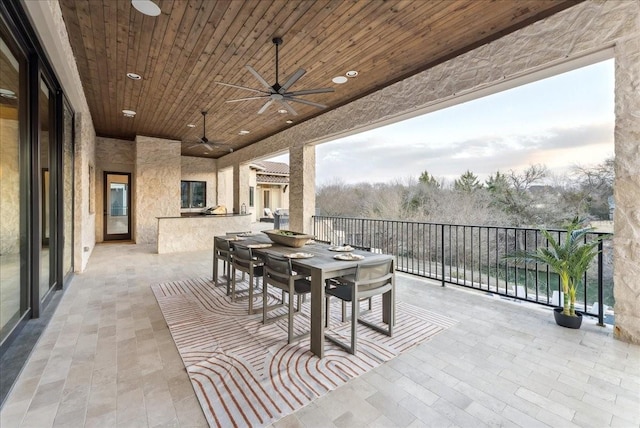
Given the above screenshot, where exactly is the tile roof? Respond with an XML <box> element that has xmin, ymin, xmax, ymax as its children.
<box><xmin>253</xmin><ymin>161</ymin><xmax>289</xmax><ymax>175</ymax></box>
<box><xmin>254</xmin><ymin>161</ymin><xmax>289</xmax><ymax>184</ymax></box>
<box><xmin>257</xmin><ymin>175</ymin><xmax>289</xmax><ymax>184</ymax></box>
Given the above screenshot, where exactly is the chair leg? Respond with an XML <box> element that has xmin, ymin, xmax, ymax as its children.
<box><xmin>263</xmin><ymin>280</ymin><xmax>268</xmax><ymax>324</ymax></box>
<box><xmin>325</xmin><ymin>295</ymin><xmax>330</xmax><ymax>327</ymax></box>
<box><xmin>351</xmin><ymin>297</ymin><xmax>357</xmax><ymax>354</ymax></box>
<box><xmin>231</xmin><ymin>267</ymin><xmax>237</xmax><ymax>302</ymax></box>
<box><xmin>288</xmin><ymin>289</ymin><xmax>295</xmax><ymax>343</ymax></box>
<box><xmin>212</xmin><ymin>255</ymin><xmax>217</xmax><ymax>283</ymax></box>
<box><xmin>248</xmin><ymin>274</ymin><xmax>254</xmax><ymax>314</ymax></box>
<box><xmin>225</xmin><ymin>259</ymin><xmax>231</xmax><ymax>295</ymax></box>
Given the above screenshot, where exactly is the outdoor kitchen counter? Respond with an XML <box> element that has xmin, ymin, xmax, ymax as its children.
<box><xmin>156</xmin><ymin>213</ymin><xmax>251</xmax><ymax>254</ymax></box>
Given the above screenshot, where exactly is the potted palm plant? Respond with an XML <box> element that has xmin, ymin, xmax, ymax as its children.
<box><xmin>505</xmin><ymin>217</ymin><xmax>605</xmax><ymax>329</ymax></box>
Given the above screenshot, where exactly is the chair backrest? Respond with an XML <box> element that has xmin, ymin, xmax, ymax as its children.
<box><xmin>354</xmin><ymin>259</ymin><xmax>393</xmax><ymax>292</ymax></box>
<box><xmin>264</xmin><ymin>253</ymin><xmax>293</xmax><ymax>286</ymax></box>
<box><xmin>215</xmin><ymin>236</ymin><xmax>231</xmax><ymax>253</ymax></box>
<box><xmin>231</xmin><ymin>244</ymin><xmax>254</xmax><ymax>269</ymax></box>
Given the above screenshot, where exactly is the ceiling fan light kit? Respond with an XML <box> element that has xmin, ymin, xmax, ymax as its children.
<box><xmin>216</xmin><ymin>37</ymin><xmax>335</xmax><ymax>116</ymax></box>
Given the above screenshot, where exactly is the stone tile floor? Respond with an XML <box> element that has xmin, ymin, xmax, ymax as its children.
<box><xmin>1</xmin><ymin>242</ymin><xmax>638</xmax><ymax>427</ymax></box>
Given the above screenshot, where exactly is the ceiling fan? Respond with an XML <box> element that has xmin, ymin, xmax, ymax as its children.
<box><xmin>215</xmin><ymin>37</ymin><xmax>335</xmax><ymax>116</ymax></box>
<box><xmin>186</xmin><ymin>111</ymin><xmax>233</xmax><ymax>153</ymax></box>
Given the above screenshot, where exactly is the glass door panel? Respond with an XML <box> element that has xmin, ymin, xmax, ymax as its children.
<box><xmin>104</xmin><ymin>173</ymin><xmax>131</xmax><ymax>240</ymax></box>
<box><xmin>0</xmin><ymin>33</ymin><xmax>27</xmax><ymax>341</ymax></box>
<box><xmin>39</xmin><ymin>77</ymin><xmax>53</xmax><ymax>301</ymax></box>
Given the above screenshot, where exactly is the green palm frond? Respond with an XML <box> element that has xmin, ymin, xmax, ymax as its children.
<box><xmin>503</xmin><ymin>217</ymin><xmax>607</xmax><ymax>317</ymax></box>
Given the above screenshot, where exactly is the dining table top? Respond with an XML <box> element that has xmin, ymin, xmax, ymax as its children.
<box><xmin>221</xmin><ymin>232</ymin><xmax>392</xmax><ymax>271</ymax></box>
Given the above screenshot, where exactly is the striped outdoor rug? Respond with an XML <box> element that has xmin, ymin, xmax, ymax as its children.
<box><xmin>151</xmin><ymin>277</ymin><xmax>457</xmax><ymax>427</ymax></box>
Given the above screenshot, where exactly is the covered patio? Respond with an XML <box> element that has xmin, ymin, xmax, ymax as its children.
<box><xmin>1</xmin><ymin>242</ymin><xmax>638</xmax><ymax>427</ymax></box>
<box><xmin>1</xmin><ymin>0</ymin><xmax>639</xmax><ymax>425</ymax></box>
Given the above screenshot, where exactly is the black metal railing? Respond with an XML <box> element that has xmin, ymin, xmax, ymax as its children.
<box><xmin>313</xmin><ymin>216</ymin><xmax>613</xmax><ymax>325</ymax></box>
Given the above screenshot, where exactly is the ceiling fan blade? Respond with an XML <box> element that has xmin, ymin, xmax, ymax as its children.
<box><xmin>286</xmin><ymin>97</ymin><xmax>327</xmax><ymax>109</ymax></box>
<box><xmin>245</xmin><ymin>65</ymin><xmax>272</xmax><ymax>90</ymax></box>
<box><xmin>202</xmin><ymin>143</ymin><xmax>214</xmax><ymax>150</ymax></box>
<box><xmin>279</xmin><ymin>99</ymin><xmax>298</xmax><ymax>116</ymax></box>
<box><xmin>214</xmin><ymin>81</ymin><xmax>267</xmax><ymax>95</ymax></box>
<box><xmin>226</xmin><ymin>96</ymin><xmax>269</xmax><ymax>103</ymax></box>
<box><xmin>286</xmin><ymin>87</ymin><xmax>335</xmax><ymax>96</ymax></box>
<box><xmin>257</xmin><ymin>99</ymin><xmax>274</xmax><ymax>114</ymax></box>
<box><xmin>279</xmin><ymin>68</ymin><xmax>306</xmax><ymax>93</ymax></box>
<box><xmin>210</xmin><ymin>143</ymin><xmax>234</xmax><ymax>153</ymax></box>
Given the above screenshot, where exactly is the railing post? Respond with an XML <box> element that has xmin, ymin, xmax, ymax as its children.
<box><xmin>441</xmin><ymin>224</ymin><xmax>445</xmax><ymax>287</ymax></box>
<box><xmin>597</xmin><ymin>238</ymin><xmax>605</xmax><ymax>327</ymax></box>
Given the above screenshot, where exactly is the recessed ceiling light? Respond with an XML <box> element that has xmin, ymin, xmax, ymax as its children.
<box><xmin>0</xmin><ymin>88</ymin><xmax>17</xmax><ymax>99</ymax></box>
<box><xmin>131</xmin><ymin>0</ymin><xmax>161</xmax><ymax>16</ymax></box>
<box><xmin>285</xmin><ymin>120</ymin><xmax>293</xmax><ymax>124</ymax></box>
<box><xmin>187</xmin><ymin>124</ymin><xmax>196</xmax><ymax>128</ymax></box>
<box><xmin>239</xmin><ymin>130</ymin><xmax>250</xmax><ymax>135</ymax></box>
<box><xmin>278</xmin><ymin>109</ymin><xmax>288</xmax><ymax>114</ymax></box>
<box><xmin>332</xmin><ymin>76</ymin><xmax>348</xmax><ymax>84</ymax></box>
<box><xmin>123</xmin><ymin>113</ymin><xmax>135</xmax><ymax>118</ymax></box>
<box><xmin>127</xmin><ymin>72</ymin><xmax>142</xmax><ymax>80</ymax></box>
<box><xmin>346</xmin><ymin>70</ymin><xmax>358</xmax><ymax>77</ymax></box>
<box><xmin>122</xmin><ymin>109</ymin><xmax>136</xmax><ymax>117</ymax></box>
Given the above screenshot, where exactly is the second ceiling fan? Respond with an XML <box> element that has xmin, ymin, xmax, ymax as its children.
<box><xmin>215</xmin><ymin>37</ymin><xmax>334</xmax><ymax>116</ymax></box>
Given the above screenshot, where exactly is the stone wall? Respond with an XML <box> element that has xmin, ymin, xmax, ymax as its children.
<box><xmin>95</xmin><ymin>137</ymin><xmax>135</xmax><ymax>242</ymax></box>
<box><xmin>612</xmin><ymin>21</ymin><xmax>640</xmax><ymax>343</ymax></box>
<box><xmin>23</xmin><ymin>0</ymin><xmax>97</xmax><ymax>273</ymax></box>
<box><xmin>135</xmin><ymin>136</ymin><xmax>181</xmax><ymax>245</ymax></box>
<box><xmin>73</xmin><ymin>112</ymin><xmax>96</xmax><ymax>272</ymax></box>
<box><xmin>180</xmin><ymin>156</ymin><xmax>217</xmax><ymax>209</ymax></box>
<box><xmin>217</xmin><ymin>0</ymin><xmax>640</xmax><ymax>343</ymax></box>
<box><xmin>216</xmin><ymin>167</ymin><xmax>233</xmax><ymax>209</ymax></box>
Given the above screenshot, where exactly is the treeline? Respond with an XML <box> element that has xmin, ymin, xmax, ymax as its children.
<box><xmin>316</xmin><ymin>159</ymin><xmax>613</xmax><ymax>228</ymax></box>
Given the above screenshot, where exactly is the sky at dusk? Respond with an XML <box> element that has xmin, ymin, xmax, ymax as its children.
<box><xmin>269</xmin><ymin>59</ymin><xmax>614</xmax><ymax>186</ymax></box>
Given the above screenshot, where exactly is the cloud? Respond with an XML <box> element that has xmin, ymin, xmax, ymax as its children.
<box><xmin>315</xmin><ymin>122</ymin><xmax>613</xmax><ymax>185</ymax></box>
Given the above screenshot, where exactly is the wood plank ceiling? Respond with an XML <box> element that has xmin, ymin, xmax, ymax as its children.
<box><xmin>59</xmin><ymin>0</ymin><xmax>580</xmax><ymax>158</ymax></box>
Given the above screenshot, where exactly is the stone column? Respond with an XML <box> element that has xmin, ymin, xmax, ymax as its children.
<box><xmin>613</xmin><ymin>33</ymin><xmax>640</xmax><ymax>344</ymax></box>
<box><xmin>232</xmin><ymin>163</ymin><xmax>250</xmax><ymax>214</ymax></box>
<box><xmin>289</xmin><ymin>145</ymin><xmax>315</xmax><ymax>233</ymax></box>
<box><xmin>135</xmin><ymin>136</ymin><xmax>181</xmax><ymax>245</ymax></box>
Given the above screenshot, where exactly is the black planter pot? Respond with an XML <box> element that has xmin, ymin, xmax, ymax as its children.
<box><xmin>553</xmin><ymin>307</ymin><xmax>583</xmax><ymax>329</ymax></box>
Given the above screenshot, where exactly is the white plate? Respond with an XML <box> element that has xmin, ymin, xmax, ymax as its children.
<box><xmin>285</xmin><ymin>252</ymin><xmax>314</xmax><ymax>259</ymax></box>
<box><xmin>333</xmin><ymin>253</ymin><xmax>365</xmax><ymax>261</ymax></box>
<box><xmin>247</xmin><ymin>243</ymin><xmax>272</xmax><ymax>249</ymax></box>
<box><xmin>329</xmin><ymin>245</ymin><xmax>354</xmax><ymax>252</ymax></box>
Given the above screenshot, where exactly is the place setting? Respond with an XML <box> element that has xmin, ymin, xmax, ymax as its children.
<box><xmin>246</xmin><ymin>243</ymin><xmax>272</xmax><ymax>249</ymax></box>
<box><xmin>333</xmin><ymin>252</ymin><xmax>365</xmax><ymax>261</ymax></box>
<box><xmin>284</xmin><ymin>252</ymin><xmax>314</xmax><ymax>259</ymax></box>
<box><xmin>328</xmin><ymin>244</ymin><xmax>354</xmax><ymax>252</ymax></box>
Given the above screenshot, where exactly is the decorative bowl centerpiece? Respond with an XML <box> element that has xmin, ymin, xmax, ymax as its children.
<box><xmin>262</xmin><ymin>229</ymin><xmax>315</xmax><ymax>248</ymax></box>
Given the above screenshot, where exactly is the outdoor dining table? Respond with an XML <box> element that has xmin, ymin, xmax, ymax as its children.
<box><xmin>215</xmin><ymin>233</ymin><xmax>395</xmax><ymax>359</ymax></box>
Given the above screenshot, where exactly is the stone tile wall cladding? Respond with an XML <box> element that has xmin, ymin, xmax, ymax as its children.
<box><xmin>217</xmin><ymin>1</ymin><xmax>640</xmax><ymax>343</ymax></box>
<box><xmin>73</xmin><ymin>112</ymin><xmax>96</xmax><ymax>272</ymax></box>
<box><xmin>134</xmin><ymin>136</ymin><xmax>181</xmax><ymax>245</ymax></box>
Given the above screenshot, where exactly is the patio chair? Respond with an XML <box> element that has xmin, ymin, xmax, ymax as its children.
<box><xmin>212</xmin><ymin>236</ymin><xmax>233</xmax><ymax>295</ymax></box>
<box><xmin>230</xmin><ymin>243</ymin><xmax>264</xmax><ymax>315</ymax></box>
<box><xmin>325</xmin><ymin>259</ymin><xmax>394</xmax><ymax>354</ymax></box>
<box><xmin>263</xmin><ymin>253</ymin><xmax>311</xmax><ymax>343</ymax></box>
